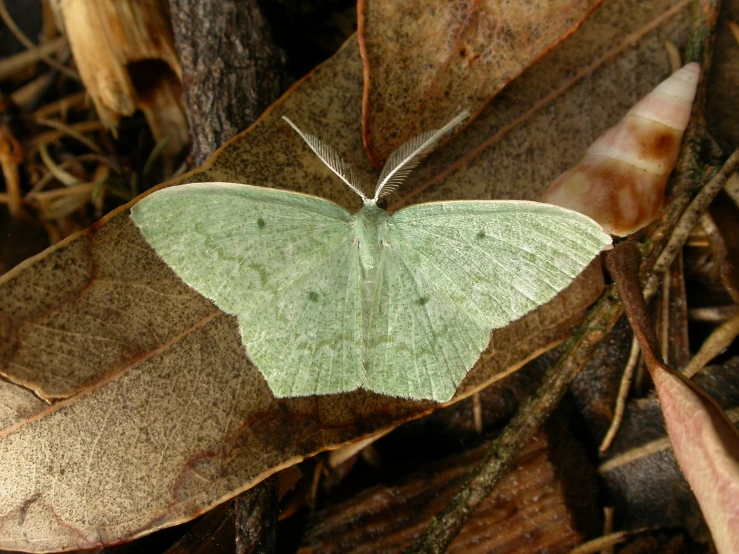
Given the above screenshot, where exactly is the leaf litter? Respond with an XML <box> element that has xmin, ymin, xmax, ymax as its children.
<box><xmin>0</xmin><ymin>0</ymin><xmax>738</xmax><ymax>552</ymax></box>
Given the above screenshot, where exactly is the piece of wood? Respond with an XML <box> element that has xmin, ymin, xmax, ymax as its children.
<box><xmin>168</xmin><ymin>0</ymin><xmax>290</xmax><ymax>165</ymax></box>
<box><xmin>58</xmin><ymin>0</ymin><xmax>188</xmax><ymax>156</ymax></box>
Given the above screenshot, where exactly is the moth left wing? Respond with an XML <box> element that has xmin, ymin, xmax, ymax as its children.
<box><xmin>131</xmin><ymin>182</ymin><xmax>364</xmax><ymax>397</ymax></box>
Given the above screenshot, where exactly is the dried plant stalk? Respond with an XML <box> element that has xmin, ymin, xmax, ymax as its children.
<box><xmin>56</xmin><ymin>0</ymin><xmax>188</xmax><ymax>155</ymax></box>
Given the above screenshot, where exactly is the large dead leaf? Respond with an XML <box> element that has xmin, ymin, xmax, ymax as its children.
<box><xmin>358</xmin><ymin>0</ymin><xmax>603</xmax><ymax>165</ymax></box>
<box><xmin>0</xmin><ymin>0</ymin><xmax>693</xmax><ymax>550</ymax></box>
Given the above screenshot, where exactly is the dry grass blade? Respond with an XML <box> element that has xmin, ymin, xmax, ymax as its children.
<box><xmin>568</xmin><ymin>530</ymin><xmax>633</xmax><ymax>554</ymax></box>
<box><xmin>0</xmin><ymin>0</ymin><xmax>79</xmax><ymax>81</ymax></box>
<box><xmin>683</xmin><ymin>312</ymin><xmax>739</xmax><ymax>378</ymax></box>
<box><xmin>32</xmin><ymin>117</ymin><xmax>104</xmax><ymax>154</ymax></box>
<box><xmin>0</xmin><ymin>36</ymin><xmax>66</xmax><ymax>81</ymax></box>
<box><xmin>599</xmin><ymin>336</ymin><xmax>641</xmax><ymax>453</ymax></box>
<box><xmin>38</xmin><ymin>144</ymin><xmax>83</xmax><ymax>187</ymax></box>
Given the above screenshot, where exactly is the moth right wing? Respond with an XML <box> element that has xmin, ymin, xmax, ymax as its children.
<box><xmin>365</xmin><ymin>244</ymin><xmax>491</xmax><ymax>403</ymax></box>
<box><xmin>131</xmin><ymin>183</ymin><xmax>364</xmax><ymax>397</ymax></box>
<box><xmin>365</xmin><ymin>200</ymin><xmax>610</xmax><ymax>402</ymax></box>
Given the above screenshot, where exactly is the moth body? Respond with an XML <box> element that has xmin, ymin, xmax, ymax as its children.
<box><xmin>353</xmin><ymin>201</ymin><xmax>389</xmax><ymax>274</ymax></box>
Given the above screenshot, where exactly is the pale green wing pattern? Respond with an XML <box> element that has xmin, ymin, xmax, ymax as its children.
<box><xmin>365</xmin><ymin>244</ymin><xmax>492</xmax><ymax>402</ymax></box>
<box><xmin>366</xmin><ymin>201</ymin><xmax>611</xmax><ymax>401</ymax></box>
<box><xmin>130</xmin><ymin>183</ymin><xmax>364</xmax><ymax>396</ymax></box>
<box><xmin>236</xmin><ymin>239</ymin><xmax>362</xmax><ymax>397</ymax></box>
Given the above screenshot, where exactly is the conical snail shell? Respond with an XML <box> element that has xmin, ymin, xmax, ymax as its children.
<box><xmin>544</xmin><ymin>62</ymin><xmax>700</xmax><ymax>236</ymax></box>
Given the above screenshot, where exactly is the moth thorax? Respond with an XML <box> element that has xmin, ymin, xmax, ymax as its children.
<box><xmin>354</xmin><ymin>202</ymin><xmax>390</xmax><ymax>272</ymax></box>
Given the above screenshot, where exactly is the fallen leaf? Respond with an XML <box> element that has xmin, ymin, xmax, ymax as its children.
<box><xmin>606</xmin><ymin>241</ymin><xmax>739</xmax><ymax>553</ymax></box>
<box><xmin>302</xmin><ymin>423</ymin><xmax>597</xmax><ymax>553</ymax></box>
<box><xmin>0</xmin><ymin>0</ymin><xmax>695</xmax><ymax>550</ymax></box>
<box><xmin>598</xmin><ymin>358</ymin><xmax>739</xmax><ymax>543</ymax></box>
<box><xmin>358</xmin><ymin>0</ymin><xmax>603</xmax><ymax>165</ymax></box>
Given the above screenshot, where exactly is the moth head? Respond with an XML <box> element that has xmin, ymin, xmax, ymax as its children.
<box><xmin>283</xmin><ymin>112</ymin><xmax>469</xmax><ymax>206</ymax></box>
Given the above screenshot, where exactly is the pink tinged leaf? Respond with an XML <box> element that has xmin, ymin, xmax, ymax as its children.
<box><xmin>651</xmin><ymin>364</ymin><xmax>739</xmax><ymax>553</ymax></box>
<box><xmin>544</xmin><ymin>62</ymin><xmax>700</xmax><ymax>236</ymax></box>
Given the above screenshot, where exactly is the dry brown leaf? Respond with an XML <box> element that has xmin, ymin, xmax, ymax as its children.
<box><xmin>598</xmin><ymin>359</ymin><xmax>739</xmax><ymax>542</ymax></box>
<box><xmin>358</xmin><ymin>0</ymin><xmax>603</xmax><ymax>165</ymax></box>
<box><xmin>301</xmin><ymin>426</ymin><xmax>597</xmax><ymax>553</ymax></box>
<box><xmin>606</xmin><ymin>241</ymin><xmax>739</xmax><ymax>553</ymax></box>
<box><xmin>0</xmin><ymin>0</ymin><xmax>696</xmax><ymax>550</ymax></box>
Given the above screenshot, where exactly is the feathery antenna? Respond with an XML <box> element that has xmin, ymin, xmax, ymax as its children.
<box><xmin>282</xmin><ymin>116</ymin><xmax>368</xmax><ymax>202</ymax></box>
<box><xmin>373</xmin><ymin>112</ymin><xmax>469</xmax><ymax>201</ymax></box>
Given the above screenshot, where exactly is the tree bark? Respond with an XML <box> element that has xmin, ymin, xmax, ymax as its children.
<box><xmin>234</xmin><ymin>476</ymin><xmax>279</xmax><ymax>554</ymax></box>
<box><xmin>168</xmin><ymin>0</ymin><xmax>290</xmax><ymax>165</ymax></box>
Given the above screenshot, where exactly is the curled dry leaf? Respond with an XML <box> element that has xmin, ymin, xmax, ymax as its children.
<box><xmin>607</xmin><ymin>242</ymin><xmax>739</xmax><ymax>554</ymax></box>
<box><xmin>358</xmin><ymin>0</ymin><xmax>603</xmax><ymax>165</ymax></box>
<box><xmin>597</xmin><ymin>359</ymin><xmax>739</xmax><ymax>542</ymax></box>
<box><xmin>651</xmin><ymin>365</ymin><xmax>739</xmax><ymax>553</ymax></box>
<box><xmin>544</xmin><ymin>63</ymin><xmax>700</xmax><ymax>236</ymax></box>
<box><xmin>0</xmin><ymin>0</ymin><xmax>697</xmax><ymax>550</ymax></box>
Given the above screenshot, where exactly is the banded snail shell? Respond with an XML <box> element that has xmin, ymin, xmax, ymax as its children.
<box><xmin>544</xmin><ymin>62</ymin><xmax>700</xmax><ymax>236</ymax></box>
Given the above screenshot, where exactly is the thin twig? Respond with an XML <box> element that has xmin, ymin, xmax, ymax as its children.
<box><xmin>599</xmin><ymin>336</ymin><xmax>641</xmax><ymax>453</ymax></box>
<box><xmin>32</xmin><ymin>117</ymin><xmax>104</xmax><ymax>154</ymax></box>
<box><xmin>32</xmin><ymin>91</ymin><xmax>87</xmax><ymax>119</ymax></box>
<box><xmin>9</xmin><ymin>71</ymin><xmax>57</xmax><ymax>109</ymax></box>
<box><xmin>644</xmin><ymin>150</ymin><xmax>739</xmax><ymax>300</ymax></box>
<box><xmin>683</xmin><ymin>312</ymin><xmax>739</xmax><ymax>378</ymax></box>
<box><xmin>0</xmin><ymin>35</ymin><xmax>67</xmax><ymax>81</ymax></box>
<box><xmin>659</xmin><ymin>269</ymin><xmax>672</xmax><ymax>363</ymax></box>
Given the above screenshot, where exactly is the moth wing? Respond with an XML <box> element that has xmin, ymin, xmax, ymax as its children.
<box><xmin>366</xmin><ymin>201</ymin><xmax>611</xmax><ymax>402</ymax></box>
<box><xmin>365</xmin><ymin>244</ymin><xmax>491</xmax><ymax>402</ymax></box>
<box><xmin>131</xmin><ymin>183</ymin><xmax>364</xmax><ymax>396</ymax></box>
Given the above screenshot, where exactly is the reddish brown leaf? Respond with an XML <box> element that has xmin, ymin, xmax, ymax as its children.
<box><xmin>607</xmin><ymin>241</ymin><xmax>739</xmax><ymax>554</ymax></box>
<box><xmin>598</xmin><ymin>359</ymin><xmax>739</xmax><ymax>541</ymax></box>
<box><xmin>358</xmin><ymin>0</ymin><xmax>603</xmax><ymax>165</ymax></box>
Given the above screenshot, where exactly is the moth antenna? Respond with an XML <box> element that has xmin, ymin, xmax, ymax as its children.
<box><xmin>373</xmin><ymin>111</ymin><xmax>469</xmax><ymax>201</ymax></box>
<box><xmin>283</xmin><ymin>116</ymin><xmax>368</xmax><ymax>202</ymax></box>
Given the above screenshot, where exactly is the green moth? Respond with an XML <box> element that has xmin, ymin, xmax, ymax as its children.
<box><xmin>131</xmin><ymin>113</ymin><xmax>611</xmax><ymax>402</ymax></box>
